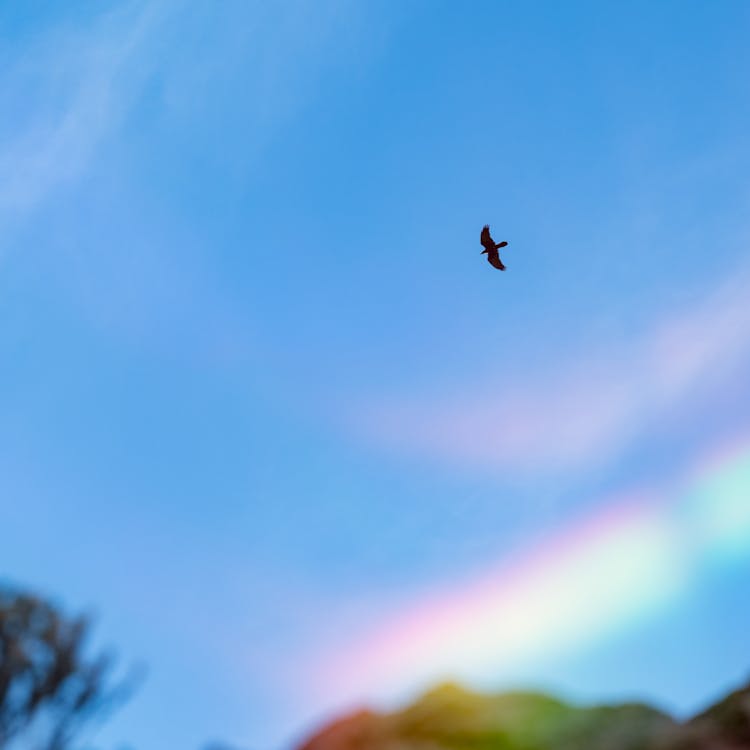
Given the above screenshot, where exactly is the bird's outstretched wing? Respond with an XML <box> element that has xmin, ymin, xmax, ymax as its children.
<box><xmin>480</xmin><ymin>225</ymin><xmax>495</xmax><ymax>252</ymax></box>
<box><xmin>487</xmin><ymin>252</ymin><xmax>506</xmax><ymax>270</ymax></box>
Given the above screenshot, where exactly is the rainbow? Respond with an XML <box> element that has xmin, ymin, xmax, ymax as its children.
<box><xmin>314</xmin><ymin>437</ymin><xmax>750</xmax><ymax>704</ymax></box>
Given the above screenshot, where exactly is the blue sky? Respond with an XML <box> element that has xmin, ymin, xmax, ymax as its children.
<box><xmin>2</xmin><ymin>2</ymin><xmax>750</xmax><ymax>749</ymax></box>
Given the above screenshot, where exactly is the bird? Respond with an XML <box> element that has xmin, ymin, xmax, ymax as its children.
<box><xmin>480</xmin><ymin>225</ymin><xmax>509</xmax><ymax>270</ymax></box>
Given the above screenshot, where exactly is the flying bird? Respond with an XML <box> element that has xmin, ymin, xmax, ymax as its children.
<box><xmin>480</xmin><ymin>225</ymin><xmax>509</xmax><ymax>270</ymax></box>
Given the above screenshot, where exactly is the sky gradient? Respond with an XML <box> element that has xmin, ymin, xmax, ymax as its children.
<box><xmin>2</xmin><ymin>2</ymin><xmax>750</xmax><ymax>749</ymax></box>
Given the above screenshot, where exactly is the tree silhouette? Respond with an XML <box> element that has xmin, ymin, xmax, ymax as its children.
<box><xmin>0</xmin><ymin>585</ymin><xmax>129</xmax><ymax>750</ymax></box>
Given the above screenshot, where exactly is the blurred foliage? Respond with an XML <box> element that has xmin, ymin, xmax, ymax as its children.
<box><xmin>0</xmin><ymin>585</ymin><xmax>129</xmax><ymax>750</ymax></box>
<box><xmin>297</xmin><ymin>680</ymin><xmax>750</xmax><ymax>750</ymax></box>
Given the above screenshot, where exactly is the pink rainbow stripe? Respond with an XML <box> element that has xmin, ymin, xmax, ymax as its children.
<box><xmin>312</xmin><ymin>437</ymin><xmax>750</xmax><ymax>705</ymax></box>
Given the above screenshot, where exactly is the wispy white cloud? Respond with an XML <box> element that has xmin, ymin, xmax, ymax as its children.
<box><xmin>0</xmin><ymin>0</ymin><xmax>378</xmax><ymax>372</ymax></box>
<box><xmin>354</xmin><ymin>264</ymin><xmax>750</xmax><ymax>476</ymax></box>
<box><xmin>0</xmin><ymin>3</ymin><xmax>165</xmax><ymax>226</ymax></box>
<box><xmin>0</xmin><ymin>0</ymin><xmax>375</xmax><ymax>228</ymax></box>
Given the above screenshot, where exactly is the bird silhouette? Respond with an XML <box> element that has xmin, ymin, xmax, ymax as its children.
<box><xmin>480</xmin><ymin>225</ymin><xmax>509</xmax><ymax>270</ymax></box>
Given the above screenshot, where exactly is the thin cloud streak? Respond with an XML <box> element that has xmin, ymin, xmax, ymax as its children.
<box><xmin>355</xmin><ymin>264</ymin><xmax>750</xmax><ymax>476</ymax></box>
<box><xmin>0</xmin><ymin>2</ymin><xmax>164</xmax><ymax>225</ymax></box>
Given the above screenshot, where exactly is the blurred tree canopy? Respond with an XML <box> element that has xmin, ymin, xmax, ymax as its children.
<box><xmin>0</xmin><ymin>585</ymin><xmax>127</xmax><ymax>750</ymax></box>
